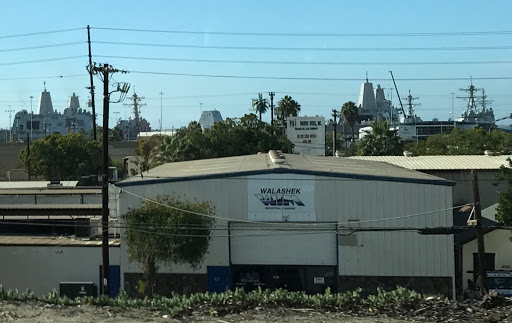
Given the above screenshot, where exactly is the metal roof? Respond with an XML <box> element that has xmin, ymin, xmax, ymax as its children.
<box><xmin>348</xmin><ymin>155</ymin><xmax>512</xmax><ymax>170</ymax></box>
<box><xmin>0</xmin><ymin>181</ymin><xmax>79</xmax><ymax>189</ymax></box>
<box><xmin>0</xmin><ymin>235</ymin><xmax>120</xmax><ymax>247</ymax></box>
<box><xmin>118</xmin><ymin>153</ymin><xmax>454</xmax><ymax>187</ymax></box>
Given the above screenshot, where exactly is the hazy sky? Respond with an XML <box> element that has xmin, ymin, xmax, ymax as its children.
<box><xmin>1</xmin><ymin>0</ymin><xmax>511</xmax><ymax>129</ymax></box>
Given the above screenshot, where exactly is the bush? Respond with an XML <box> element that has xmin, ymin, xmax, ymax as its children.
<box><xmin>0</xmin><ymin>286</ymin><xmax>425</xmax><ymax>316</ymax></box>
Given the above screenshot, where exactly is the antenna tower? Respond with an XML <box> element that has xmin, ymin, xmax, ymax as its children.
<box><xmin>405</xmin><ymin>90</ymin><xmax>421</xmax><ymax>118</ymax></box>
<box><xmin>457</xmin><ymin>78</ymin><xmax>480</xmax><ymax>114</ymax></box>
<box><xmin>123</xmin><ymin>92</ymin><xmax>146</xmax><ymax>137</ymax></box>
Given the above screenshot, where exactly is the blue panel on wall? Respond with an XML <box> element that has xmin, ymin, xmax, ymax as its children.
<box><xmin>207</xmin><ymin>266</ymin><xmax>230</xmax><ymax>293</ymax></box>
<box><xmin>99</xmin><ymin>265</ymin><xmax>121</xmax><ymax>297</ymax></box>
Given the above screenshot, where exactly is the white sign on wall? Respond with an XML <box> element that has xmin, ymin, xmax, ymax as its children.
<box><xmin>247</xmin><ymin>174</ymin><xmax>316</xmax><ymax>221</ymax></box>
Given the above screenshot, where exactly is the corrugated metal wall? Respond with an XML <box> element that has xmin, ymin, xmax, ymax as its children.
<box><xmin>117</xmin><ymin>173</ymin><xmax>453</xmax><ymax>279</ymax></box>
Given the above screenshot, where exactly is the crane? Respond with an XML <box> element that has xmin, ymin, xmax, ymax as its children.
<box><xmin>389</xmin><ymin>71</ymin><xmax>407</xmax><ymax>116</ymax></box>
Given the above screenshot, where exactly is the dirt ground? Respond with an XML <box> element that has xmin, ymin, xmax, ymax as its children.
<box><xmin>0</xmin><ymin>301</ymin><xmax>415</xmax><ymax>323</ymax></box>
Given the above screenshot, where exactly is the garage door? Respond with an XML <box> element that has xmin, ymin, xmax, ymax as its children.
<box><xmin>230</xmin><ymin>222</ymin><xmax>337</xmax><ymax>266</ymax></box>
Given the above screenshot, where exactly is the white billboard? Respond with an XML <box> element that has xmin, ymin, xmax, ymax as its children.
<box><xmin>247</xmin><ymin>174</ymin><xmax>316</xmax><ymax>221</ymax></box>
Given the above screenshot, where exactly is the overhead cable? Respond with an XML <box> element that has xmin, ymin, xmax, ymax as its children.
<box><xmin>96</xmin><ymin>55</ymin><xmax>512</xmax><ymax>66</ymax></box>
<box><xmin>92</xmin><ymin>41</ymin><xmax>512</xmax><ymax>52</ymax></box>
<box><xmin>91</xmin><ymin>27</ymin><xmax>512</xmax><ymax>37</ymax></box>
<box><xmin>0</xmin><ymin>27</ymin><xmax>85</xmax><ymax>39</ymax></box>
<box><xmin>0</xmin><ymin>42</ymin><xmax>85</xmax><ymax>53</ymax></box>
<box><xmin>128</xmin><ymin>71</ymin><xmax>512</xmax><ymax>82</ymax></box>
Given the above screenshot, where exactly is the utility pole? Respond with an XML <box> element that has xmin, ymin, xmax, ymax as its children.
<box><xmin>6</xmin><ymin>107</ymin><xmax>14</xmax><ymax>141</ymax></box>
<box><xmin>472</xmin><ymin>170</ymin><xmax>487</xmax><ymax>296</ymax></box>
<box><xmin>26</xmin><ymin>134</ymin><xmax>30</xmax><ymax>181</ymax></box>
<box><xmin>269</xmin><ymin>92</ymin><xmax>275</xmax><ymax>126</ymax></box>
<box><xmin>30</xmin><ymin>96</ymin><xmax>33</xmax><ymax>141</ymax></box>
<box><xmin>101</xmin><ymin>64</ymin><xmax>111</xmax><ymax>297</ymax></box>
<box><xmin>91</xmin><ymin>63</ymin><xmax>130</xmax><ymax>297</ymax></box>
<box><xmin>332</xmin><ymin>109</ymin><xmax>338</xmax><ymax>156</ymax></box>
<box><xmin>87</xmin><ymin>25</ymin><xmax>97</xmax><ymax>141</ymax></box>
<box><xmin>160</xmin><ymin>92</ymin><xmax>164</xmax><ymax>134</ymax></box>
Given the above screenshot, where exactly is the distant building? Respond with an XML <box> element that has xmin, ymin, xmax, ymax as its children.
<box><xmin>11</xmin><ymin>87</ymin><xmax>93</xmax><ymax>141</ymax></box>
<box><xmin>286</xmin><ymin>116</ymin><xmax>325</xmax><ymax>156</ymax></box>
<box><xmin>199</xmin><ymin>110</ymin><xmax>223</xmax><ymax>129</ymax></box>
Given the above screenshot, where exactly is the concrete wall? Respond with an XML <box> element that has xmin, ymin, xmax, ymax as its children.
<box><xmin>0</xmin><ymin>246</ymin><xmax>120</xmax><ymax>296</ymax></box>
<box><xmin>462</xmin><ymin>229</ymin><xmax>512</xmax><ymax>290</ymax></box>
<box><xmin>116</xmin><ymin>173</ymin><xmax>454</xmax><ymax>295</ymax></box>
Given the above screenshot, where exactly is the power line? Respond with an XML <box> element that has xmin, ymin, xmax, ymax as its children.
<box><xmin>0</xmin><ymin>74</ymin><xmax>84</xmax><ymax>81</ymax></box>
<box><xmin>0</xmin><ymin>41</ymin><xmax>85</xmax><ymax>53</ymax></box>
<box><xmin>0</xmin><ymin>56</ymin><xmax>87</xmax><ymax>67</ymax></box>
<box><xmin>129</xmin><ymin>71</ymin><xmax>512</xmax><ymax>82</ymax></box>
<box><xmin>92</xmin><ymin>41</ymin><xmax>512</xmax><ymax>52</ymax></box>
<box><xmin>0</xmin><ymin>27</ymin><xmax>85</xmax><ymax>39</ymax></box>
<box><xmin>95</xmin><ymin>55</ymin><xmax>512</xmax><ymax>66</ymax></box>
<box><xmin>91</xmin><ymin>27</ymin><xmax>512</xmax><ymax>37</ymax></box>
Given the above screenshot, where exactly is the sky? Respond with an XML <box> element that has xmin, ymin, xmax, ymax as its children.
<box><xmin>0</xmin><ymin>0</ymin><xmax>511</xmax><ymax>130</ymax></box>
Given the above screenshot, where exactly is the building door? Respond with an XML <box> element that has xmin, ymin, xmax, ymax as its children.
<box><xmin>472</xmin><ymin>253</ymin><xmax>496</xmax><ymax>282</ymax></box>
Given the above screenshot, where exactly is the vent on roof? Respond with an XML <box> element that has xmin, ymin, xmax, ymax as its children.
<box><xmin>269</xmin><ymin>150</ymin><xmax>286</xmax><ymax>164</ymax></box>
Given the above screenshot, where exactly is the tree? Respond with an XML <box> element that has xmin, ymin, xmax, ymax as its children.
<box><xmin>251</xmin><ymin>93</ymin><xmax>269</xmax><ymax>121</ymax></box>
<box><xmin>358</xmin><ymin>120</ymin><xmax>404</xmax><ymax>156</ymax></box>
<box><xmin>406</xmin><ymin>128</ymin><xmax>512</xmax><ymax>156</ymax></box>
<box><xmin>123</xmin><ymin>195</ymin><xmax>215</xmax><ymax>297</ymax></box>
<box><xmin>89</xmin><ymin>126</ymin><xmax>125</xmax><ymax>141</ymax></box>
<box><xmin>496</xmin><ymin>158</ymin><xmax>512</xmax><ymax>227</ymax></box>
<box><xmin>153</xmin><ymin>114</ymin><xmax>293</xmax><ymax>166</ymax></box>
<box><xmin>341</xmin><ymin>101</ymin><xmax>359</xmax><ymax>147</ymax></box>
<box><xmin>275</xmin><ymin>95</ymin><xmax>301</xmax><ymax>128</ymax></box>
<box><xmin>19</xmin><ymin>133</ymin><xmax>102</xmax><ymax>184</ymax></box>
<box><xmin>131</xmin><ymin>135</ymin><xmax>164</xmax><ymax>176</ymax></box>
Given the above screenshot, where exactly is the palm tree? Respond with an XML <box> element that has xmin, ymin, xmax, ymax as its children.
<box><xmin>275</xmin><ymin>95</ymin><xmax>301</xmax><ymax>132</ymax></box>
<box><xmin>341</xmin><ymin>101</ymin><xmax>359</xmax><ymax>151</ymax></box>
<box><xmin>359</xmin><ymin>120</ymin><xmax>403</xmax><ymax>156</ymax></box>
<box><xmin>251</xmin><ymin>93</ymin><xmax>269</xmax><ymax>121</ymax></box>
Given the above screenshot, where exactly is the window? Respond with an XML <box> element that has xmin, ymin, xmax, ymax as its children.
<box><xmin>297</xmin><ymin>135</ymin><xmax>300</xmax><ymax>139</ymax></box>
<box><xmin>289</xmin><ymin>120</ymin><xmax>295</xmax><ymax>127</ymax></box>
<box><xmin>310</xmin><ymin>134</ymin><xmax>317</xmax><ymax>138</ymax></box>
<box><xmin>309</xmin><ymin>121</ymin><xmax>316</xmax><ymax>126</ymax></box>
<box><xmin>317</xmin><ymin>120</ymin><xmax>322</xmax><ymax>125</ymax></box>
<box><xmin>304</xmin><ymin>134</ymin><xmax>310</xmax><ymax>138</ymax></box>
<box><xmin>300</xmin><ymin>121</ymin><xmax>308</xmax><ymax>126</ymax></box>
<box><xmin>19</xmin><ymin>125</ymin><xmax>23</xmax><ymax>130</ymax></box>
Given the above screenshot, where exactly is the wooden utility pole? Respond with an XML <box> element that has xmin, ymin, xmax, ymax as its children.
<box><xmin>26</xmin><ymin>134</ymin><xmax>31</xmax><ymax>181</ymax></box>
<box><xmin>472</xmin><ymin>170</ymin><xmax>487</xmax><ymax>295</ymax></box>
<box><xmin>87</xmin><ymin>26</ymin><xmax>97</xmax><ymax>141</ymax></box>
<box><xmin>269</xmin><ymin>92</ymin><xmax>275</xmax><ymax>126</ymax></box>
<box><xmin>101</xmin><ymin>64</ymin><xmax>111</xmax><ymax>296</ymax></box>
<box><xmin>332</xmin><ymin>109</ymin><xmax>338</xmax><ymax>156</ymax></box>
<box><xmin>91</xmin><ymin>63</ymin><xmax>130</xmax><ymax>296</ymax></box>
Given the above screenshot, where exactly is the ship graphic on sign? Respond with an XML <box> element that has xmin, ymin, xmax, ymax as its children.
<box><xmin>254</xmin><ymin>193</ymin><xmax>305</xmax><ymax>207</ymax></box>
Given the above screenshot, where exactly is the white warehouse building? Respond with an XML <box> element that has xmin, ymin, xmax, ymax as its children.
<box><xmin>114</xmin><ymin>152</ymin><xmax>455</xmax><ymax>298</ymax></box>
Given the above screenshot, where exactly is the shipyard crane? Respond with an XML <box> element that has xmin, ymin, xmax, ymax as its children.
<box><xmin>489</xmin><ymin>113</ymin><xmax>512</xmax><ymax>132</ymax></box>
<box><xmin>389</xmin><ymin>71</ymin><xmax>407</xmax><ymax>116</ymax></box>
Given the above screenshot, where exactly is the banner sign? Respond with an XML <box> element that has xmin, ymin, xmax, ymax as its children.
<box><xmin>247</xmin><ymin>174</ymin><xmax>316</xmax><ymax>221</ymax></box>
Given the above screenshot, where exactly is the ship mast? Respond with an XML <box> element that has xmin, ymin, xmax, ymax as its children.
<box><xmin>457</xmin><ymin>78</ymin><xmax>480</xmax><ymax>115</ymax></box>
<box><xmin>405</xmin><ymin>90</ymin><xmax>421</xmax><ymax>120</ymax></box>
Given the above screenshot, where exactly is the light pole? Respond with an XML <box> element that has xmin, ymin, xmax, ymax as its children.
<box><xmin>30</xmin><ymin>96</ymin><xmax>34</xmax><ymax>141</ymax></box>
<box><xmin>159</xmin><ymin>92</ymin><xmax>163</xmax><ymax>134</ymax></box>
<box><xmin>5</xmin><ymin>107</ymin><xmax>14</xmax><ymax>141</ymax></box>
